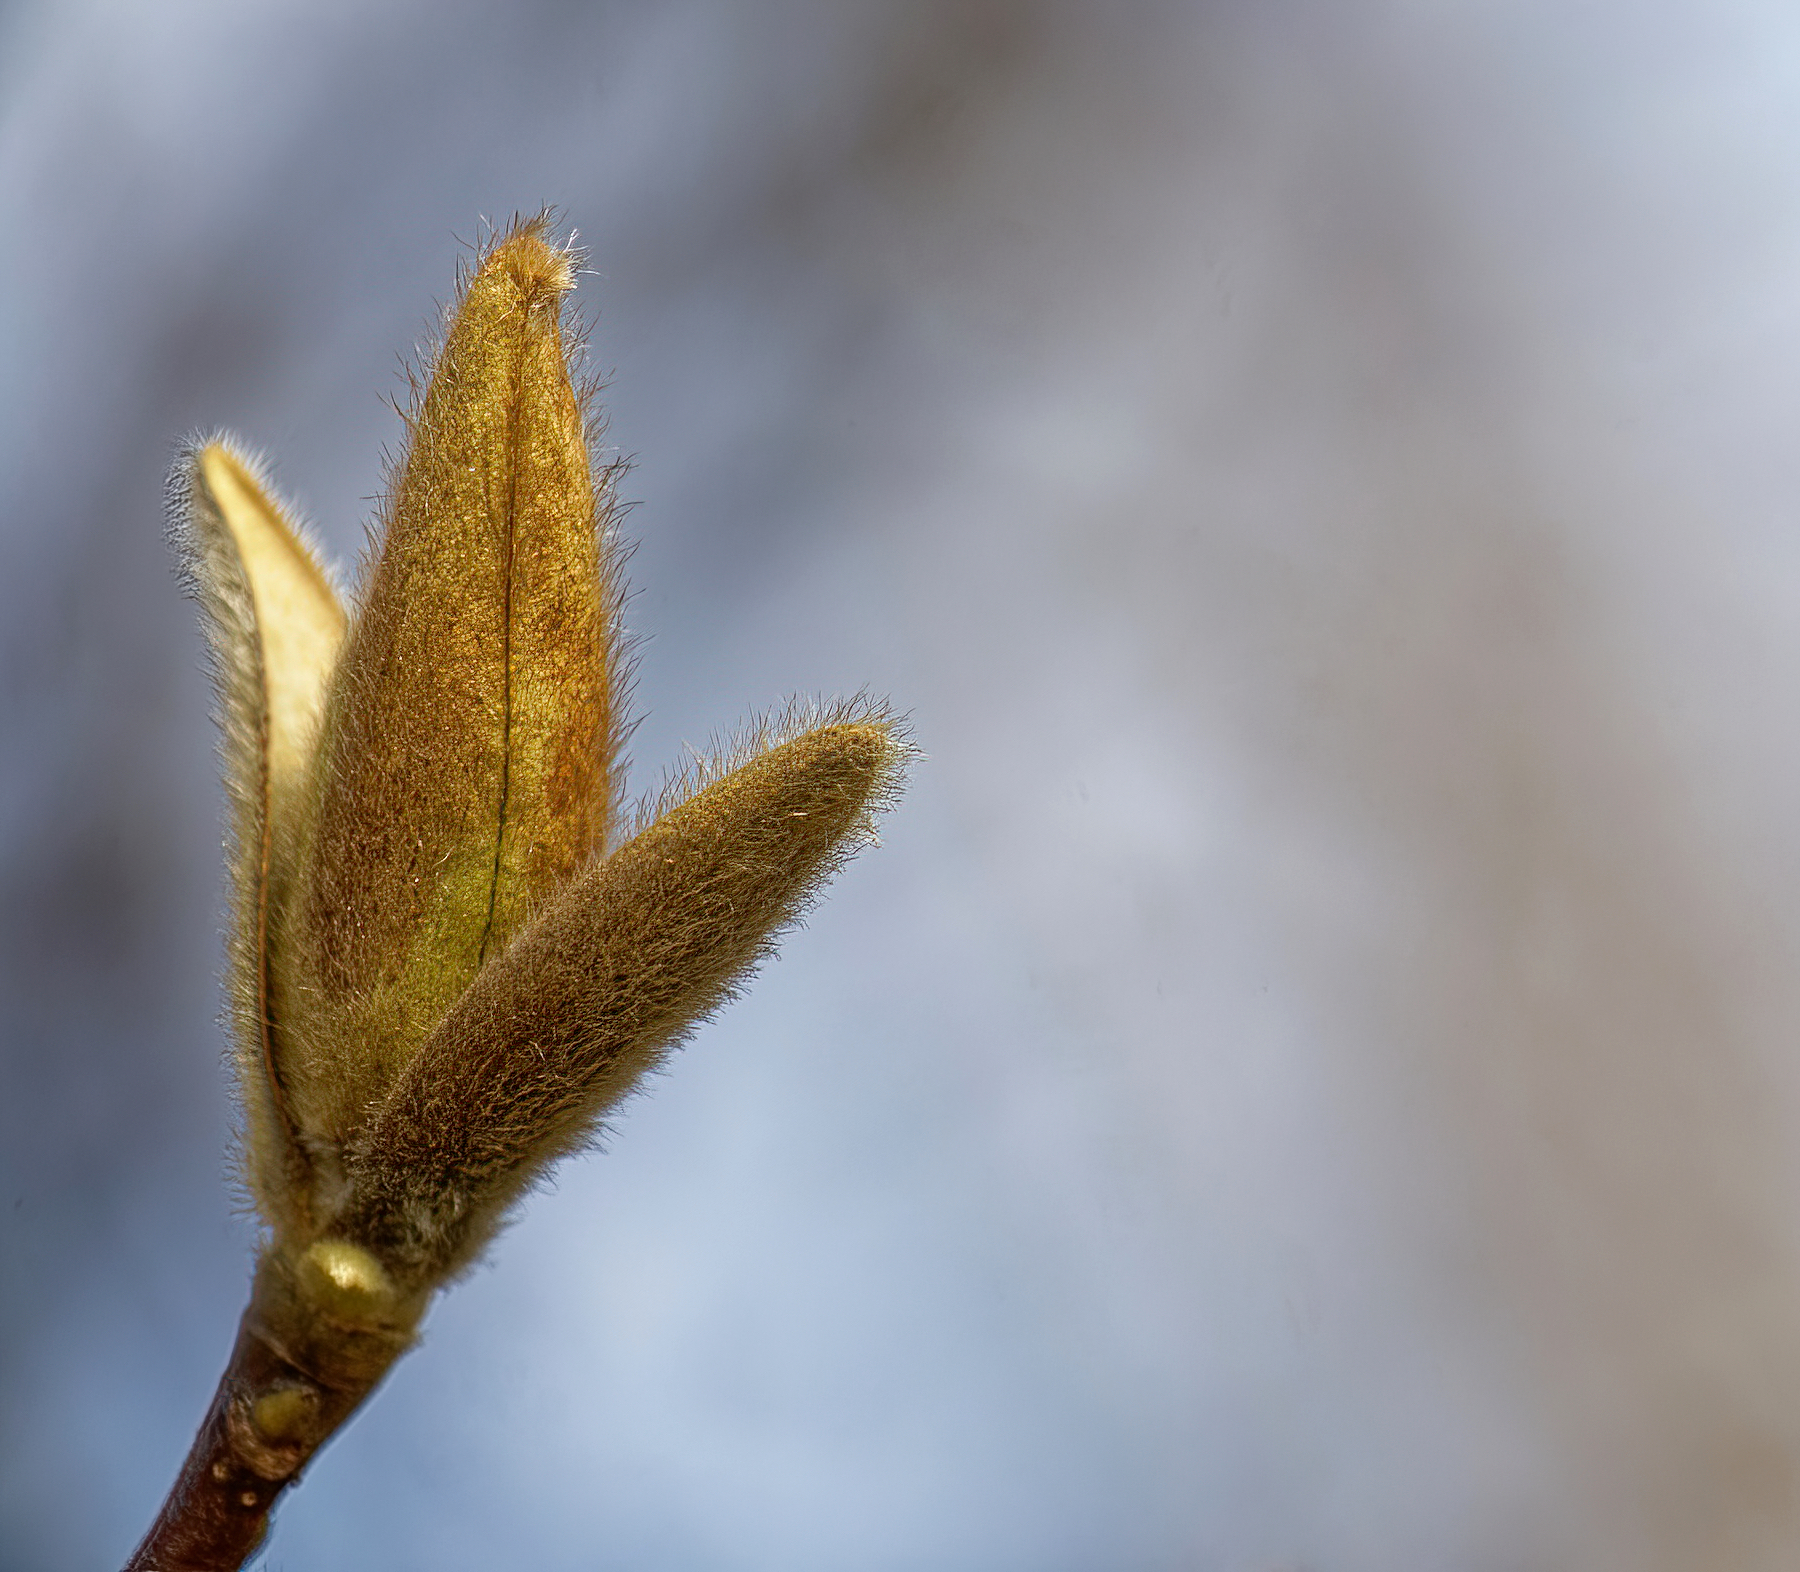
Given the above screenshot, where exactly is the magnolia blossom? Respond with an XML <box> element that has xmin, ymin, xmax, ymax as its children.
<box><xmin>127</xmin><ymin>216</ymin><xmax>909</xmax><ymax>1572</ymax></box>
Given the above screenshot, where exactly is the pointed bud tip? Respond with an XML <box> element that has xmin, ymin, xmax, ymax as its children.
<box><xmin>810</xmin><ymin>714</ymin><xmax>916</xmax><ymax>799</ymax></box>
<box><xmin>191</xmin><ymin>440</ymin><xmax>265</xmax><ymax>516</ymax></box>
<box><xmin>480</xmin><ymin>225</ymin><xmax>575</xmax><ymax>302</ymax></box>
<box><xmin>802</xmin><ymin>719</ymin><xmax>906</xmax><ymax>796</ymax></box>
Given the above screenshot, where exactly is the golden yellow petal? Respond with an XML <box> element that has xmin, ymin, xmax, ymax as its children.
<box><xmin>171</xmin><ymin>439</ymin><xmax>347</xmax><ymax>1232</ymax></box>
<box><xmin>197</xmin><ymin>444</ymin><xmax>347</xmax><ymax>804</ymax></box>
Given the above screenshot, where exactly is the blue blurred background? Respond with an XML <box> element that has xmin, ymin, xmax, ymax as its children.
<box><xmin>11</xmin><ymin>1</ymin><xmax>1800</xmax><ymax>1567</ymax></box>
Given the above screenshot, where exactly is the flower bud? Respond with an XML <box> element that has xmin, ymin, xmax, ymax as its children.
<box><xmin>277</xmin><ymin>222</ymin><xmax>623</xmax><ymax>1168</ymax></box>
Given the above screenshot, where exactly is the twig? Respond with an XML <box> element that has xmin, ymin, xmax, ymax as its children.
<box><xmin>124</xmin><ymin>1259</ymin><xmax>408</xmax><ymax>1572</ymax></box>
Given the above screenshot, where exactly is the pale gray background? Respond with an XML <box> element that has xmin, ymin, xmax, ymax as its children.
<box><xmin>8</xmin><ymin>1</ymin><xmax>1800</xmax><ymax>1568</ymax></box>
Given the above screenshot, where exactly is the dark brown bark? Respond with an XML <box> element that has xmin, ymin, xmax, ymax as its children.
<box><xmin>123</xmin><ymin>1260</ymin><xmax>413</xmax><ymax>1572</ymax></box>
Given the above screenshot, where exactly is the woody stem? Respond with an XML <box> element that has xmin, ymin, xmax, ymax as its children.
<box><xmin>122</xmin><ymin>1261</ymin><xmax>411</xmax><ymax>1572</ymax></box>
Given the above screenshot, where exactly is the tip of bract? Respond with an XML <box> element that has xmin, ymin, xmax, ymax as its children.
<box><xmin>481</xmin><ymin>220</ymin><xmax>575</xmax><ymax>299</ymax></box>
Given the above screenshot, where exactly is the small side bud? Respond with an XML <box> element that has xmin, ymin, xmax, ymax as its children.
<box><xmin>249</xmin><ymin>1384</ymin><xmax>319</xmax><ymax>1446</ymax></box>
<box><xmin>296</xmin><ymin>1239</ymin><xmax>399</xmax><ymax>1323</ymax></box>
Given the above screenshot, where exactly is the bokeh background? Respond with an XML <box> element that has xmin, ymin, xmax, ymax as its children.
<box><xmin>9</xmin><ymin>1</ymin><xmax>1800</xmax><ymax>1567</ymax></box>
